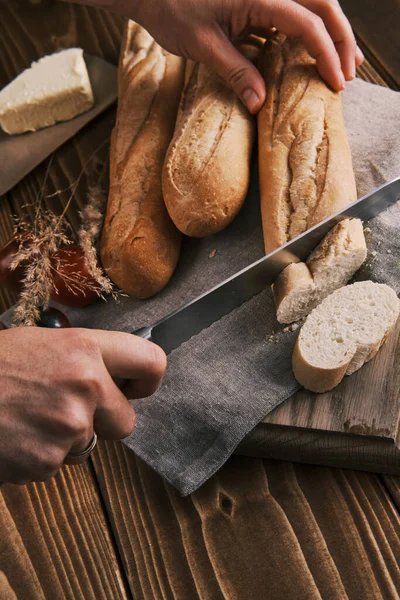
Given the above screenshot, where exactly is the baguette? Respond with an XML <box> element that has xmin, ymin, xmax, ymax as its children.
<box><xmin>100</xmin><ymin>22</ymin><xmax>185</xmax><ymax>299</ymax></box>
<box><xmin>292</xmin><ymin>281</ymin><xmax>400</xmax><ymax>393</ymax></box>
<box><xmin>273</xmin><ymin>218</ymin><xmax>367</xmax><ymax>323</ymax></box>
<box><xmin>162</xmin><ymin>43</ymin><xmax>257</xmax><ymax>238</ymax></box>
<box><xmin>258</xmin><ymin>34</ymin><xmax>357</xmax><ymax>255</ymax></box>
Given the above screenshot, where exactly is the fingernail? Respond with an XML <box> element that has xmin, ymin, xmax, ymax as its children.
<box><xmin>242</xmin><ymin>88</ymin><xmax>260</xmax><ymax>113</ymax></box>
<box><xmin>339</xmin><ymin>71</ymin><xmax>346</xmax><ymax>90</ymax></box>
<box><xmin>357</xmin><ymin>46</ymin><xmax>365</xmax><ymax>60</ymax></box>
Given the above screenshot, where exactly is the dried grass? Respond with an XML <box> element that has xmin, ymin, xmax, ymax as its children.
<box><xmin>11</xmin><ymin>145</ymin><xmax>120</xmax><ymax>326</ymax></box>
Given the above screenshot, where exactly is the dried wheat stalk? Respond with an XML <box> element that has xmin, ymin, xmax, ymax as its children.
<box><xmin>11</xmin><ymin>145</ymin><xmax>120</xmax><ymax>326</ymax></box>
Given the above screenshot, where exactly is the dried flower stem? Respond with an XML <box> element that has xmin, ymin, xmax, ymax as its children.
<box><xmin>10</xmin><ymin>140</ymin><xmax>117</xmax><ymax>325</ymax></box>
<box><xmin>55</xmin><ymin>140</ymin><xmax>109</xmax><ymax>231</ymax></box>
<box><xmin>78</xmin><ymin>182</ymin><xmax>121</xmax><ymax>300</ymax></box>
<box><xmin>13</xmin><ymin>247</ymin><xmax>54</xmax><ymax>327</ymax></box>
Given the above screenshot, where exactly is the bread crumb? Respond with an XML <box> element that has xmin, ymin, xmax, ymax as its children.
<box><xmin>363</xmin><ymin>227</ymin><xmax>371</xmax><ymax>233</ymax></box>
<box><xmin>387</xmin><ymin>249</ymin><xmax>392</xmax><ymax>254</ymax></box>
<box><xmin>371</xmin><ymin>250</ymin><xmax>377</xmax><ymax>257</ymax></box>
<box><xmin>291</xmin><ymin>323</ymin><xmax>299</xmax><ymax>331</ymax></box>
<box><xmin>208</xmin><ymin>249</ymin><xmax>217</xmax><ymax>258</ymax></box>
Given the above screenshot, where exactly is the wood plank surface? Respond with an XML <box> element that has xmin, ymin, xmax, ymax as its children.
<box><xmin>263</xmin><ymin>318</ymin><xmax>400</xmax><ymax>436</ymax></box>
<box><xmin>93</xmin><ymin>444</ymin><xmax>400</xmax><ymax>600</ymax></box>
<box><xmin>383</xmin><ymin>476</ymin><xmax>400</xmax><ymax>512</ymax></box>
<box><xmin>0</xmin><ymin>5</ymin><xmax>129</xmax><ymax>600</ymax></box>
<box><xmin>0</xmin><ymin>463</ymin><xmax>129</xmax><ymax>600</ymax></box>
<box><xmin>235</xmin><ymin>57</ymin><xmax>400</xmax><ymax>473</ymax></box>
<box><xmin>0</xmin><ymin>194</ymin><xmax>17</xmax><ymax>313</ymax></box>
<box><xmin>341</xmin><ymin>0</ymin><xmax>400</xmax><ymax>89</ymax></box>
<box><xmin>1</xmin><ymin>2</ymin><xmax>399</xmax><ymax>600</ymax></box>
<box><xmin>0</xmin><ymin>0</ymin><xmax>122</xmax><ymax>312</ymax></box>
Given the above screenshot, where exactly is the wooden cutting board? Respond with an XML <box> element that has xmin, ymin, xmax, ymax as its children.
<box><xmin>236</xmin><ymin>317</ymin><xmax>400</xmax><ymax>475</ymax></box>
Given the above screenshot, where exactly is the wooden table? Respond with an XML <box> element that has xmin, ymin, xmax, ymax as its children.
<box><xmin>0</xmin><ymin>1</ymin><xmax>399</xmax><ymax>598</ymax></box>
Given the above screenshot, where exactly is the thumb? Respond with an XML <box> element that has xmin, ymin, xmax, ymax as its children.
<box><xmin>198</xmin><ymin>28</ymin><xmax>266</xmax><ymax>114</ymax></box>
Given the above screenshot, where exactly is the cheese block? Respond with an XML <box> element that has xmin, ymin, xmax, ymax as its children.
<box><xmin>0</xmin><ymin>48</ymin><xmax>94</xmax><ymax>135</ymax></box>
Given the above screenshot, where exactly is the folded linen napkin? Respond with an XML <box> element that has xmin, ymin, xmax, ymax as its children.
<box><xmin>2</xmin><ymin>78</ymin><xmax>400</xmax><ymax>495</ymax></box>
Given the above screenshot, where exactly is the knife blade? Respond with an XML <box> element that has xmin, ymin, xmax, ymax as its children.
<box><xmin>0</xmin><ymin>54</ymin><xmax>118</xmax><ymax>197</ymax></box>
<box><xmin>133</xmin><ymin>177</ymin><xmax>400</xmax><ymax>354</ymax></box>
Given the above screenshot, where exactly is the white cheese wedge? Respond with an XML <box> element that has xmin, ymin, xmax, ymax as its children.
<box><xmin>0</xmin><ymin>48</ymin><xmax>94</xmax><ymax>135</ymax></box>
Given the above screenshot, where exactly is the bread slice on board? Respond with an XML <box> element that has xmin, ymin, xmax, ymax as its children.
<box><xmin>292</xmin><ymin>281</ymin><xmax>400</xmax><ymax>393</ymax></box>
<box><xmin>273</xmin><ymin>218</ymin><xmax>367</xmax><ymax>323</ymax></box>
<box><xmin>100</xmin><ymin>22</ymin><xmax>185</xmax><ymax>299</ymax></box>
<box><xmin>257</xmin><ymin>33</ymin><xmax>357</xmax><ymax>255</ymax></box>
<box><xmin>162</xmin><ymin>42</ymin><xmax>258</xmax><ymax>238</ymax></box>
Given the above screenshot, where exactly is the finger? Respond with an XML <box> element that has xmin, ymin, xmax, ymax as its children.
<box><xmin>195</xmin><ymin>27</ymin><xmax>266</xmax><ymax>113</ymax></box>
<box><xmin>238</xmin><ymin>24</ymin><xmax>274</xmax><ymax>40</ymax></box>
<box><xmin>87</xmin><ymin>329</ymin><xmax>167</xmax><ymax>387</ymax></box>
<box><xmin>294</xmin><ymin>0</ymin><xmax>357</xmax><ymax>80</ymax></box>
<box><xmin>93</xmin><ymin>374</ymin><xmax>136</xmax><ymax>439</ymax></box>
<box><xmin>355</xmin><ymin>45</ymin><xmax>364</xmax><ymax>67</ymax></box>
<box><xmin>252</xmin><ymin>0</ymin><xmax>344</xmax><ymax>90</ymax></box>
<box><xmin>121</xmin><ymin>376</ymin><xmax>165</xmax><ymax>400</ymax></box>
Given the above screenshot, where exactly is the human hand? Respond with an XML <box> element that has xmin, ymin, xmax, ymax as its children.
<box><xmin>0</xmin><ymin>327</ymin><xmax>166</xmax><ymax>484</ymax></box>
<box><xmin>112</xmin><ymin>0</ymin><xmax>364</xmax><ymax>112</ymax></box>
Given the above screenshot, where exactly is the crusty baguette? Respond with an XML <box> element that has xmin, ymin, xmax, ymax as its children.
<box><xmin>258</xmin><ymin>34</ymin><xmax>357</xmax><ymax>255</ymax></box>
<box><xmin>162</xmin><ymin>43</ymin><xmax>257</xmax><ymax>238</ymax></box>
<box><xmin>273</xmin><ymin>218</ymin><xmax>367</xmax><ymax>323</ymax></box>
<box><xmin>100</xmin><ymin>22</ymin><xmax>185</xmax><ymax>299</ymax></box>
<box><xmin>292</xmin><ymin>281</ymin><xmax>400</xmax><ymax>393</ymax></box>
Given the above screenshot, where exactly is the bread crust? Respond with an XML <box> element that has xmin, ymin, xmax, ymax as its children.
<box><xmin>273</xmin><ymin>262</ymin><xmax>314</xmax><ymax>323</ymax></box>
<box><xmin>292</xmin><ymin>339</ymin><xmax>349</xmax><ymax>393</ymax></box>
<box><xmin>258</xmin><ymin>34</ymin><xmax>357</xmax><ymax>255</ymax></box>
<box><xmin>292</xmin><ymin>282</ymin><xmax>400</xmax><ymax>393</ymax></box>
<box><xmin>100</xmin><ymin>22</ymin><xmax>185</xmax><ymax>299</ymax></box>
<box><xmin>273</xmin><ymin>218</ymin><xmax>367</xmax><ymax>323</ymax></box>
<box><xmin>162</xmin><ymin>46</ymin><xmax>256</xmax><ymax>238</ymax></box>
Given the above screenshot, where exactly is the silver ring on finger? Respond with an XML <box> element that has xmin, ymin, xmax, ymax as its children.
<box><xmin>64</xmin><ymin>432</ymin><xmax>98</xmax><ymax>465</ymax></box>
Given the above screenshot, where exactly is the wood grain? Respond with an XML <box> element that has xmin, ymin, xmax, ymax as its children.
<box><xmin>341</xmin><ymin>0</ymin><xmax>400</xmax><ymax>90</ymax></box>
<box><xmin>0</xmin><ymin>0</ymin><xmax>124</xmax><ymax>91</ymax></box>
<box><xmin>233</xmin><ymin>58</ymin><xmax>400</xmax><ymax>472</ymax></box>
<box><xmin>0</xmin><ymin>5</ymin><xmax>130</xmax><ymax>600</ymax></box>
<box><xmin>263</xmin><ymin>318</ymin><xmax>400</xmax><ymax>435</ymax></box>
<box><xmin>383</xmin><ymin>476</ymin><xmax>400</xmax><ymax>512</ymax></box>
<box><xmin>0</xmin><ymin>194</ymin><xmax>17</xmax><ymax>314</ymax></box>
<box><xmin>0</xmin><ymin>0</ymin><xmax>120</xmax><ymax>314</ymax></box>
<box><xmin>93</xmin><ymin>444</ymin><xmax>400</xmax><ymax>600</ymax></box>
<box><xmin>0</xmin><ymin>3</ymin><xmax>399</xmax><ymax>600</ymax></box>
<box><xmin>0</xmin><ymin>462</ymin><xmax>129</xmax><ymax>600</ymax></box>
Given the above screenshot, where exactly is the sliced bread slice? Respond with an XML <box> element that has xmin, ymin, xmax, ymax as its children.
<box><xmin>273</xmin><ymin>218</ymin><xmax>367</xmax><ymax>324</ymax></box>
<box><xmin>292</xmin><ymin>281</ymin><xmax>400</xmax><ymax>393</ymax></box>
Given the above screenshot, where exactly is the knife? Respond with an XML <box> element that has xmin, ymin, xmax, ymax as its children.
<box><xmin>134</xmin><ymin>177</ymin><xmax>400</xmax><ymax>354</ymax></box>
<box><xmin>0</xmin><ymin>54</ymin><xmax>118</xmax><ymax>197</ymax></box>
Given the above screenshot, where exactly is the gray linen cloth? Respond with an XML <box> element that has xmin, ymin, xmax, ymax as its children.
<box><xmin>2</xmin><ymin>78</ymin><xmax>400</xmax><ymax>495</ymax></box>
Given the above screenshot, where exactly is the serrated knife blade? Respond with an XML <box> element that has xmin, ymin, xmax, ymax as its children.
<box><xmin>134</xmin><ymin>177</ymin><xmax>400</xmax><ymax>354</ymax></box>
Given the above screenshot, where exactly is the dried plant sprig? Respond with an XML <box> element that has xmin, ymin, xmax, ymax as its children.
<box><xmin>78</xmin><ymin>183</ymin><xmax>123</xmax><ymax>301</ymax></box>
<box><xmin>10</xmin><ymin>141</ymin><xmax>122</xmax><ymax>325</ymax></box>
<box><xmin>11</xmin><ymin>210</ymin><xmax>71</xmax><ymax>272</ymax></box>
<box><xmin>11</xmin><ymin>210</ymin><xmax>72</xmax><ymax>326</ymax></box>
<box><xmin>13</xmin><ymin>246</ymin><xmax>55</xmax><ymax>327</ymax></box>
